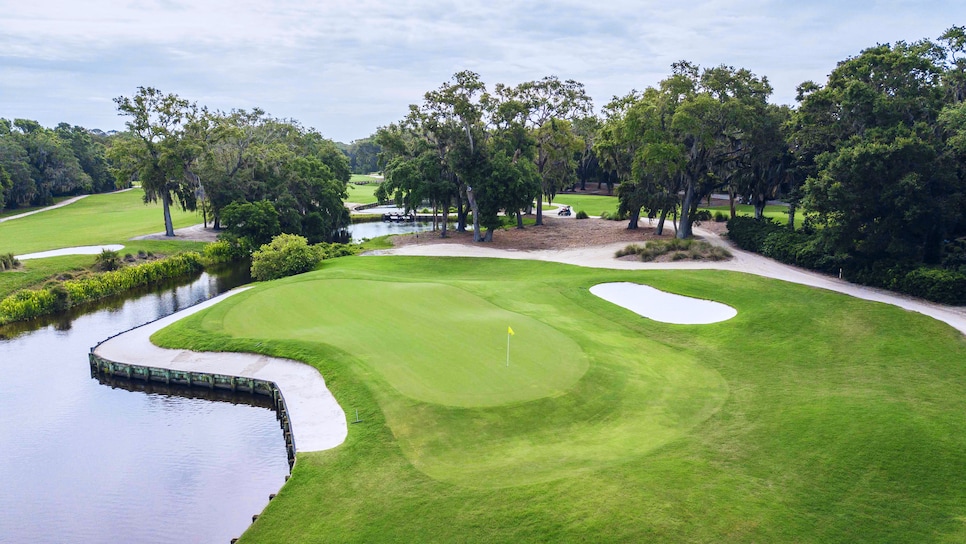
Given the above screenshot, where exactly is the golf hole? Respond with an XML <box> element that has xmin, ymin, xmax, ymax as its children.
<box><xmin>590</xmin><ymin>282</ymin><xmax>737</xmax><ymax>324</ymax></box>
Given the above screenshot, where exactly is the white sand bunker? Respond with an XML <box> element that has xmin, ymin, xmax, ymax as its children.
<box><xmin>16</xmin><ymin>244</ymin><xmax>125</xmax><ymax>260</ymax></box>
<box><xmin>590</xmin><ymin>282</ymin><xmax>737</xmax><ymax>324</ymax></box>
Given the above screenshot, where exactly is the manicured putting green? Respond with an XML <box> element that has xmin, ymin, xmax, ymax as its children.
<box><xmin>223</xmin><ymin>279</ymin><xmax>588</xmax><ymax>407</ymax></box>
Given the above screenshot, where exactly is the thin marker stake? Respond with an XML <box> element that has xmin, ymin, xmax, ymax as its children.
<box><xmin>506</xmin><ymin>326</ymin><xmax>514</xmax><ymax>367</ymax></box>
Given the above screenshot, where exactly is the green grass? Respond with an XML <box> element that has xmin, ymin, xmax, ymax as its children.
<box><xmin>0</xmin><ymin>196</ymin><xmax>75</xmax><ymax>219</ymax></box>
<box><xmin>551</xmin><ymin>194</ymin><xmax>619</xmax><ymax>217</ymax></box>
<box><xmin>346</xmin><ymin>181</ymin><xmax>381</xmax><ymax>204</ymax></box>
<box><xmin>699</xmin><ymin>203</ymin><xmax>805</xmax><ymax>229</ymax></box>
<box><xmin>0</xmin><ymin>189</ymin><xmax>202</xmax><ymax>255</ymax></box>
<box><xmin>0</xmin><ymin>240</ymin><xmax>207</xmax><ymax>299</ymax></box>
<box><xmin>152</xmin><ymin>256</ymin><xmax>966</xmax><ymax>543</ymax></box>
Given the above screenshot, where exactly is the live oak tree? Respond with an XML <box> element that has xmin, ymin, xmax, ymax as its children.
<box><xmin>602</xmin><ymin>63</ymin><xmax>773</xmax><ymax>238</ymax></box>
<box><xmin>110</xmin><ymin>87</ymin><xmax>207</xmax><ymax>237</ymax></box>
<box><xmin>798</xmin><ymin>38</ymin><xmax>965</xmax><ymax>268</ymax></box>
<box><xmin>503</xmin><ymin>76</ymin><xmax>593</xmax><ymax>225</ymax></box>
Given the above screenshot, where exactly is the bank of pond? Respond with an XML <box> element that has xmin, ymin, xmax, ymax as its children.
<box><xmin>0</xmin><ymin>264</ymin><xmax>292</xmax><ymax>544</ymax></box>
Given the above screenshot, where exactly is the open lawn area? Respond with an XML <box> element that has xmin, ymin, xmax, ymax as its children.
<box><xmin>699</xmin><ymin>203</ymin><xmax>804</xmax><ymax>229</ymax></box>
<box><xmin>0</xmin><ymin>196</ymin><xmax>75</xmax><ymax>219</ymax></box>
<box><xmin>0</xmin><ymin>189</ymin><xmax>202</xmax><ymax>255</ymax></box>
<box><xmin>346</xmin><ymin>181</ymin><xmax>381</xmax><ymax>205</ymax></box>
<box><xmin>551</xmin><ymin>193</ymin><xmax>619</xmax><ymax>217</ymax></box>
<box><xmin>154</xmin><ymin>256</ymin><xmax>966</xmax><ymax>543</ymax></box>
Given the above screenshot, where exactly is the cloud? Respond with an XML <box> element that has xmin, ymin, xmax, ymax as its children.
<box><xmin>1</xmin><ymin>0</ymin><xmax>964</xmax><ymax>141</ymax></box>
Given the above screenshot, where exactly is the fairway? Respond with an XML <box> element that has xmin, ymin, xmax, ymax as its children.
<box><xmin>0</xmin><ymin>189</ymin><xmax>202</xmax><ymax>255</ymax></box>
<box><xmin>153</xmin><ymin>256</ymin><xmax>966</xmax><ymax>542</ymax></box>
<box><xmin>346</xmin><ymin>180</ymin><xmax>381</xmax><ymax>204</ymax></box>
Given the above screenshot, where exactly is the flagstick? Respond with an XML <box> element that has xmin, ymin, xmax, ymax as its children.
<box><xmin>506</xmin><ymin>331</ymin><xmax>511</xmax><ymax>367</ymax></box>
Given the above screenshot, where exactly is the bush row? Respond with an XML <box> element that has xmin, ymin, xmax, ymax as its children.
<box><xmin>726</xmin><ymin>216</ymin><xmax>966</xmax><ymax>305</ymax></box>
<box><xmin>251</xmin><ymin>234</ymin><xmax>362</xmax><ymax>282</ymax></box>
<box><xmin>0</xmin><ymin>252</ymin><xmax>204</xmax><ymax>325</ymax></box>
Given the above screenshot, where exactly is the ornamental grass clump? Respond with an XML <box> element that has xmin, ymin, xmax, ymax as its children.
<box><xmin>616</xmin><ymin>239</ymin><xmax>732</xmax><ymax>262</ymax></box>
<box><xmin>0</xmin><ymin>253</ymin><xmax>20</xmax><ymax>271</ymax></box>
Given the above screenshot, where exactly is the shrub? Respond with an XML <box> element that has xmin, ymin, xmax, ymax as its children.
<box><xmin>315</xmin><ymin>242</ymin><xmax>361</xmax><ymax>260</ymax></box>
<box><xmin>615</xmin><ymin>244</ymin><xmax>645</xmax><ymax>258</ymax></box>
<box><xmin>727</xmin><ymin>216</ymin><xmax>773</xmax><ymax>252</ymax></box>
<box><xmin>693</xmin><ymin>210</ymin><xmax>712</xmax><ymax>223</ymax></box>
<box><xmin>575</xmin><ymin>210</ymin><xmax>589</xmax><ymax>219</ymax></box>
<box><xmin>714</xmin><ymin>211</ymin><xmax>727</xmax><ymax>222</ymax></box>
<box><xmin>600</xmin><ymin>210</ymin><xmax>627</xmax><ymax>221</ymax></box>
<box><xmin>93</xmin><ymin>249</ymin><xmax>122</xmax><ymax>271</ymax></box>
<box><xmin>202</xmin><ymin>239</ymin><xmax>245</xmax><ymax>264</ymax></box>
<box><xmin>898</xmin><ymin>267</ymin><xmax>966</xmax><ymax>305</ymax></box>
<box><xmin>251</xmin><ymin>234</ymin><xmax>321</xmax><ymax>282</ymax></box>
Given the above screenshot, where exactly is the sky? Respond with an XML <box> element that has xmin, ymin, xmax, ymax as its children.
<box><xmin>2</xmin><ymin>1</ymin><xmax>964</xmax><ymax>143</ymax></box>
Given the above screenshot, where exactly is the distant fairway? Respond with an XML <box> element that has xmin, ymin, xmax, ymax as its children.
<box><xmin>346</xmin><ymin>177</ymin><xmax>381</xmax><ymax>204</ymax></box>
<box><xmin>154</xmin><ymin>256</ymin><xmax>966</xmax><ymax>543</ymax></box>
<box><xmin>0</xmin><ymin>189</ymin><xmax>201</xmax><ymax>255</ymax></box>
<box><xmin>551</xmin><ymin>193</ymin><xmax>619</xmax><ymax>216</ymax></box>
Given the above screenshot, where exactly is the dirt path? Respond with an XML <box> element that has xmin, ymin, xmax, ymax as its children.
<box><xmin>131</xmin><ymin>223</ymin><xmax>219</xmax><ymax>242</ymax></box>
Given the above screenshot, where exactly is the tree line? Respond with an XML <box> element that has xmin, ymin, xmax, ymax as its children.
<box><xmin>0</xmin><ymin>119</ymin><xmax>115</xmax><ymax>211</ymax></box>
<box><xmin>375</xmin><ymin>26</ymin><xmax>965</xmax><ymax>286</ymax></box>
<box><xmin>108</xmin><ymin>87</ymin><xmax>351</xmax><ymax>247</ymax></box>
<box><xmin>374</xmin><ymin>72</ymin><xmax>605</xmax><ymax>241</ymax></box>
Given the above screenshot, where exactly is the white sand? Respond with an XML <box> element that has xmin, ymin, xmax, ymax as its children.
<box><xmin>17</xmin><ymin>244</ymin><xmax>125</xmax><ymax>260</ymax></box>
<box><xmin>590</xmin><ymin>282</ymin><xmax>737</xmax><ymax>324</ymax></box>
<box><xmin>94</xmin><ymin>288</ymin><xmax>348</xmax><ymax>453</ymax></box>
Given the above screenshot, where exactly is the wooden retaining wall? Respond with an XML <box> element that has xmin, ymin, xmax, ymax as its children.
<box><xmin>88</xmin><ymin>352</ymin><xmax>297</xmax><ymax>470</ymax></box>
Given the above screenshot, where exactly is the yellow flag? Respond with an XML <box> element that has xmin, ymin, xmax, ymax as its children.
<box><xmin>508</xmin><ymin>326</ymin><xmax>515</xmax><ymax>336</ymax></box>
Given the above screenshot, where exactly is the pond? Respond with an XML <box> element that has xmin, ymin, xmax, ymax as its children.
<box><xmin>0</xmin><ymin>265</ymin><xmax>290</xmax><ymax>543</ymax></box>
<box><xmin>349</xmin><ymin>220</ymin><xmax>436</xmax><ymax>242</ymax></box>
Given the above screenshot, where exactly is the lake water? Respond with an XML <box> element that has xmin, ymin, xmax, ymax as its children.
<box><xmin>0</xmin><ymin>266</ymin><xmax>290</xmax><ymax>543</ymax></box>
<box><xmin>349</xmin><ymin>220</ymin><xmax>436</xmax><ymax>242</ymax></box>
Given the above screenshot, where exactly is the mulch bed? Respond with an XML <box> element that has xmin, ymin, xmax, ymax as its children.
<box><xmin>391</xmin><ymin>215</ymin><xmax>729</xmax><ymax>252</ymax></box>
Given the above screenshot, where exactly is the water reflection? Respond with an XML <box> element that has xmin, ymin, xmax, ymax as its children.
<box><xmin>0</xmin><ymin>263</ymin><xmax>290</xmax><ymax>544</ymax></box>
<box><xmin>0</xmin><ymin>262</ymin><xmax>250</xmax><ymax>341</ymax></box>
<box><xmin>349</xmin><ymin>220</ymin><xmax>436</xmax><ymax>242</ymax></box>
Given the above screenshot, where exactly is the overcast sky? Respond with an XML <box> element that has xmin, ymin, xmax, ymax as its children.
<box><xmin>2</xmin><ymin>1</ymin><xmax>963</xmax><ymax>143</ymax></box>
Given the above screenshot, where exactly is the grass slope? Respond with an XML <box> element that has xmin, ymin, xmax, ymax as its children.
<box><xmin>153</xmin><ymin>256</ymin><xmax>966</xmax><ymax>543</ymax></box>
<box><xmin>0</xmin><ymin>189</ymin><xmax>201</xmax><ymax>255</ymax></box>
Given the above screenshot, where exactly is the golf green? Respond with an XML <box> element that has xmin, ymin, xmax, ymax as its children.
<box><xmin>224</xmin><ymin>279</ymin><xmax>588</xmax><ymax>407</ymax></box>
